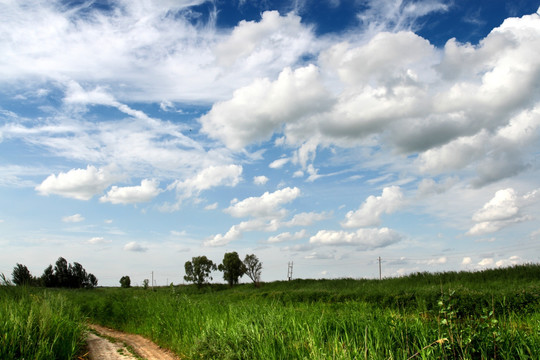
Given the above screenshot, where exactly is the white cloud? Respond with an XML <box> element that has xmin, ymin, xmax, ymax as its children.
<box><xmin>267</xmin><ymin>229</ymin><xmax>308</xmax><ymax>243</ymax></box>
<box><xmin>100</xmin><ymin>179</ymin><xmax>161</xmax><ymax>205</ymax></box>
<box><xmin>200</xmin><ymin>65</ymin><xmax>332</xmax><ymax>150</ymax></box>
<box><xmin>204</xmin><ymin>202</ymin><xmax>218</xmax><ymax>210</ymax></box>
<box><xmin>342</xmin><ymin>186</ymin><xmax>404</xmax><ymax>228</ymax></box>
<box><xmin>284</xmin><ymin>211</ymin><xmax>331</xmax><ymax>227</ymax></box>
<box><xmin>305</xmin><ymin>251</ymin><xmax>335</xmax><ymax>260</ymax></box>
<box><xmin>87</xmin><ymin>237</ymin><xmax>111</xmax><ymax>245</ymax></box>
<box><xmin>309</xmin><ymin>227</ymin><xmax>402</xmax><ymax>249</ymax></box>
<box><xmin>467</xmin><ymin>187</ymin><xmax>539</xmax><ymax>235</ymax></box>
<box><xmin>124</xmin><ymin>241</ymin><xmax>147</xmax><ymax>252</ymax></box>
<box><xmin>35</xmin><ymin>165</ymin><xmax>118</xmax><ymax>200</ymax></box>
<box><xmin>478</xmin><ymin>258</ymin><xmax>494</xmax><ymax>267</ymax></box>
<box><xmin>269</xmin><ymin>158</ymin><xmax>290</xmax><ymax>169</ymax></box>
<box><xmin>215</xmin><ymin>11</ymin><xmax>315</xmax><ymax>68</ymax></box>
<box><xmin>253</xmin><ymin>175</ymin><xmax>269</xmax><ymax>185</ymax></box>
<box><xmin>1</xmin><ymin>2</ymin><xmax>316</xmax><ymax>103</ymax></box>
<box><xmin>204</xmin><ymin>218</ymin><xmax>281</xmax><ymax>247</ymax></box>
<box><xmin>173</xmin><ymin>164</ymin><xmax>243</xmax><ymax>199</ymax></box>
<box><xmin>461</xmin><ymin>257</ymin><xmax>472</xmax><ymax>265</ymax></box>
<box><xmin>62</xmin><ymin>214</ymin><xmax>85</xmax><ymax>223</ymax></box>
<box><xmin>224</xmin><ymin>187</ymin><xmax>300</xmax><ymax>218</ymax></box>
<box><xmin>472</xmin><ymin>188</ymin><xmax>519</xmax><ymax>222</ymax></box>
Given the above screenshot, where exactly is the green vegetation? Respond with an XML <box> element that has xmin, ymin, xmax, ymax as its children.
<box><xmin>120</xmin><ymin>275</ymin><xmax>131</xmax><ymax>288</ymax></box>
<box><xmin>184</xmin><ymin>255</ymin><xmax>217</xmax><ymax>288</ymax></box>
<box><xmin>1</xmin><ymin>264</ymin><xmax>538</xmax><ymax>359</ymax></box>
<box><xmin>10</xmin><ymin>257</ymin><xmax>97</xmax><ymax>289</ymax></box>
<box><xmin>0</xmin><ymin>287</ymin><xmax>86</xmax><ymax>360</ymax></box>
<box><xmin>71</xmin><ymin>263</ymin><xmax>539</xmax><ymax>359</ymax></box>
<box><xmin>218</xmin><ymin>251</ymin><xmax>247</xmax><ymax>287</ymax></box>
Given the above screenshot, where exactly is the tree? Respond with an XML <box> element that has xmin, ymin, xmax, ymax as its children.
<box><xmin>218</xmin><ymin>252</ymin><xmax>246</xmax><ymax>287</ymax></box>
<box><xmin>54</xmin><ymin>257</ymin><xmax>71</xmax><ymax>287</ymax></box>
<box><xmin>87</xmin><ymin>273</ymin><xmax>98</xmax><ymax>288</ymax></box>
<box><xmin>12</xmin><ymin>263</ymin><xmax>33</xmax><ymax>286</ymax></box>
<box><xmin>120</xmin><ymin>275</ymin><xmax>131</xmax><ymax>288</ymax></box>
<box><xmin>41</xmin><ymin>258</ymin><xmax>97</xmax><ymax>289</ymax></box>
<box><xmin>142</xmin><ymin>279</ymin><xmax>149</xmax><ymax>289</ymax></box>
<box><xmin>184</xmin><ymin>256</ymin><xmax>216</xmax><ymax>288</ymax></box>
<box><xmin>41</xmin><ymin>265</ymin><xmax>57</xmax><ymax>287</ymax></box>
<box><xmin>243</xmin><ymin>254</ymin><xmax>262</xmax><ymax>287</ymax></box>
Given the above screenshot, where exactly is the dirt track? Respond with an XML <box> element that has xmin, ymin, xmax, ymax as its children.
<box><xmin>86</xmin><ymin>324</ymin><xmax>181</xmax><ymax>360</ymax></box>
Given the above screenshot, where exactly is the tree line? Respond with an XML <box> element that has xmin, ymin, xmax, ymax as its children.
<box><xmin>184</xmin><ymin>252</ymin><xmax>262</xmax><ymax>288</ymax></box>
<box><xmin>119</xmin><ymin>252</ymin><xmax>263</xmax><ymax>289</ymax></box>
<box><xmin>9</xmin><ymin>257</ymin><xmax>97</xmax><ymax>288</ymax></box>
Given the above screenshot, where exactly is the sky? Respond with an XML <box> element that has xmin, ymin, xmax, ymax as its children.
<box><xmin>1</xmin><ymin>0</ymin><xmax>539</xmax><ymax>287</ymax></box>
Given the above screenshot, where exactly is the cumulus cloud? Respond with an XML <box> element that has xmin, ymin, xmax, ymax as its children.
<box><xmin>269</xmin><ymin>158</ymin><xmax>290</xmax><ymax>169</ymax></box>
<box><xmin>267</xmin><ymin>229</ymin><xmax>308</xmax><ymax>243</ymax></box>
<box><xmin>204</xmin><ymin>218</ymin><xmax>281</xmax><ymax>247</ymax></box>
<box><xmin>253</xmin><ymin>175</ymin><xmax>269</xmax><ymax>185</ymax></box>
<box><xmin>172</xmin><ymin>164</ymin><xmax>243</xmax><ymax>200</ymax></box>
<box><xmin>200</xmin><ymin>65</ymin><xmax>332</xmax><ymax>150</ymax></box>
<box><xmin>100</xmin><ymin>179</ymin><xmax>161</xmax><ymax>205</ymax></box>
<box><xmin>342</xmin><ymin>186</ymin><xmax>404</xmax><ymax>228</ymax></box>
<box><xmin>284</xmin><ymin>211</ymin><xmax>331</xmax><ymax>227</ymax></box>
<box><xmin>309</xmin><ymin>227</ymin><xmax>402</xmax><ymax>249</ymax></box>
<box><xmin>205</xmin><ymin>187</ymin><xmax>303</xmax><ymax>247</ymax></box>
<box><xmin>124</xmin><ymin>241</ymin><xmax>147</xmax><ymax>252</ymax></box>
<box><xmin>87</xmin><ymin>237</ymin><xmax>111</xmax><ymax>245</ymax></box>
<box><xmin>224</xmin><ymin>187</ymin><xmax>300</xmax><ymax>218</ymax></box>
<box><xmin>215</xmin><ymin>11</ymin><xmax>315</xmax><ymax>68</ymax></box>
<box><xmin>62</xmin><ymin>214</ymin><xmax>84</xmax><ymax>223</ymax></box>
<box><xmin>35</xmin><ymin>165</ymin><xmax>118</xmax><ymax>200</ymax></box>
<box><xmin>467</xmin><ymin>188</ymin><xmax>539</xmax><ymax>235</ymax></box>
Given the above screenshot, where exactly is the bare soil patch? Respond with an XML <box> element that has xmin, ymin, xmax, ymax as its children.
<box><xmin>86</xmin><ymin>324</ymin><xmax>180</xmax><ymax>360</ymax></box>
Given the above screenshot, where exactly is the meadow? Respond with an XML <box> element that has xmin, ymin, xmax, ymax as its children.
<box><xmin>1</xmin><ymin>264</ymin><xmax>539</xmax><ymax>359</ymax></box>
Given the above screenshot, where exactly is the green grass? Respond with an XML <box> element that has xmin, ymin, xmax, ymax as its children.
<box><xmin>1</xmin><ymin>264</ymin><xmax>538</xmax><ymax>359</ymax></box>
<box><xmin>0</xmin><ymin>286</ymin><xmax>86</xmax><ymax>360</ymax></box>
<box><xmin>65</xmin><ymin>263</ymin><xmax>540</xmax><ymax>359</ymax></box>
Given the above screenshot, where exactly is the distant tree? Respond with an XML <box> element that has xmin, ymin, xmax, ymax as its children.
<box><xmin>184</xmin><ymin>256</ymin><xmax>216</xmax><ymax>288</ymax></box>
<box><xmin>41</xmin><ymin>258</ymin><xmax>97</xmax><ymax>289</ymax></box>
<box><xmin>72</xmin><ymin>262</ymin><xmax>88</xmax><ymax>288</ymax></box>
<box><xmin>142</xmin><ymin>279</ymin><xmax>149</xmax><ymax>289</ymax></box>
<box><xmin>120</xmin><ymin>275</ymin><xmax>131</xmax><ymax>288</ymax></box>
<box><xmin>41</xmin><ymin>264</ymin><xmax>57</xmax><ymax>287</ymax></box>
<box><xmin>54</xmin><ymin>257</ymin><xmax>71</xmax><ymax>287</ymax></box>
<box><xmin>12</xmin><ymin>263</ymin><xmax>33</xmax><ymax>286</ymax></box>
<box><xmin>87</xmin><ymin>273</ymin><xmax>98</xmax><ymax>288</ymax></box>
<box><xmin>243</xmin><ymin>254</ymin><xmax>262</xmax><ymax>287</ymax></box>
<box><xmin>218</xmin><ymin>252</ymin><xmax>246</xmax><ymax>287</ymax></box>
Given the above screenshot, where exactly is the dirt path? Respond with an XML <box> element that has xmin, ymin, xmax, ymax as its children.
<box><xmin>86</xmin><ymin>324</ymin><xmax>181</xmax><ymax>360</ymax></box>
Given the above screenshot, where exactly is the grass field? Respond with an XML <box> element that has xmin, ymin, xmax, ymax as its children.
<box><xmin>1</xmin><ymin>264</ymin><xmax>539</xmax><ymax>359</ymax></box>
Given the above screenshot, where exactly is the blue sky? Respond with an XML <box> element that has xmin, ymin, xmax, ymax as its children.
<box><xmin>1</xmin><ymin>0</ymin><xmax>539</xmax><ymax>286</ymax></box>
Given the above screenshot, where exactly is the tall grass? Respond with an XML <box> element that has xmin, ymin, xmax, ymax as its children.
<box><xmin>67</xmin><ymin>264</ymin><xmax>540</xmax><ymax>359</ymax></box>
<box><xmin>0</xmin><ymin>286</ymin><xmax>86</xmax><ymax>360</ymax></box>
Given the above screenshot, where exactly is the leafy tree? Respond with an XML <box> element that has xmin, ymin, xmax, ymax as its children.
<box><xmin>54</xmin><ymin>257</ymin><xmax>71</xmax><ymax>287</ymax></box>
<box><xmin>142</xmin><ymin>278</ymin><xmax>149</xmax><ymax>289</ymax></box>
<box><xmin>243</xmin><ymin>254</ymin><xmax>262</xmax><ymax>287</ymax></box>
<box><xmin>120</xmin><ymin>275</ymin><xmax>131</xmax><ymax>288</ymax></box>
<box><xmin>87</xmin><ymin>273</ymin><xmax>98</xmax><ymax>288</ymax></box>
<box><xmin>12</xmin><ymin>263</ymin><xmax>33</xmax><ymax>286</ymax></box>
<box><xmin>184</xmin><ymin>256</ymin><xmax>216</xmax><ymax>288</ymax></box>
<box><xmin>41</xmin><ymin>257</ymin><xmax>97</xmax><ymax>288</ymax></box>
<box><xmin>218</xmin><ymin>252</ymin><xmax>246</xmax><ymax>287</ymax></box>
<box><xmin>41</xmin><ymin>264</ymin><xmax>57</xmax><ymax>287</ymax></box>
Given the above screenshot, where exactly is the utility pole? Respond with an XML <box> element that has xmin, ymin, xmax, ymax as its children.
<box><xmin>287</xmin><ymin>261</ymin><xmax>293</xmax><ymax>281</ymax></box>
<box><xmin>151</xmin><ymin>271</ymin><xmax>154</xmax><ymax>291</ymax></box>
<box><xmin>378</xmin><ymin>257</ymin><xmax>382</xmax><ymax>280</ymax></box>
